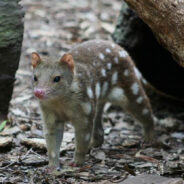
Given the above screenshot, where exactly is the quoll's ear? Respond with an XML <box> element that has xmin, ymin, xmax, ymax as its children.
<box><xmin>60</xmin><ymin>53</ymin><xmax>74</xmax><ymax>72</ymax></box>
<box><xmin>31</xmin><ymin>52</ymin><xmax>41</xmax><ymax>68</ymax></box>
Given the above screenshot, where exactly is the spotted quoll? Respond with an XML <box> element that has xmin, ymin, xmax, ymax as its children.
<box><xmin>31</xmin><ymin>40</ymin><xmax>155</xmax><ymax>170</ymax></box>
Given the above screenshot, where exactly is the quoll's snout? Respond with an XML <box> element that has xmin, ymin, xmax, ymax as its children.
<box><xmin>34</xmin><ymin>88</ymin><xmax>45</xmax><ymax>99</ymax></box>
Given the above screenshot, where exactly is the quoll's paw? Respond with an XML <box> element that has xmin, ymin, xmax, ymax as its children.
<box><xmin>142</xmin><ymin>134</ymin><xmax>170</xmax><ymax>149</ymax></box>
<box><xmin>141</xmin><ymin>132</ymin><xmax>164</xmax><ymax>148</ymax></box>
<box><xmin>45</xmin><ymin>166</ymin><xmax>55</xmax><ymax>174</ymax></box>
<box><xmin>144</xmin><ymin>134</ymin><xmax>154</xmax><ymax>143</ymax></box>
<box><xmin>45</xmin><ymin>166</ymin><xmax>61</xmax><ymax>174</ymax></box>
<box><xmin>143</xmin><ymin>126</ymin><xmax>155</xmax><ymax>142</ymax></box>
<box><xmin>69</xmin><ymin>161</ymin><xmax>82</xmax><ymax>167</ymax></box>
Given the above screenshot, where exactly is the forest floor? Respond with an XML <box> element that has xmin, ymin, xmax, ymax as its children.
<box><xmin>0</xmin><ymin>0</ymin><xmax>184</xmax><ymax>183</ymax></box>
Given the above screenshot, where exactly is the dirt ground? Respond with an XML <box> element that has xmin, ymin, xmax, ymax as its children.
<box><xmin>0</xmin><ymin>0</ymin><xmax>184</xmax><ymax>183</ymax></box>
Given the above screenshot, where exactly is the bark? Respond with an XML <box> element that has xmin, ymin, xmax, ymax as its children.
<box><xmin>124</xmin><ymin>0</ymin><xmax>184</xmax><ymax>67</ymax></box>
<box><xmin>112</xmin><ymin>2</ymin><xmax>184</xmax><ymax>99</ymax></box>
<box><xmin>0</xmin><ymin>0</ymin><xmax>24</xmax><ymax>119</ymax></box>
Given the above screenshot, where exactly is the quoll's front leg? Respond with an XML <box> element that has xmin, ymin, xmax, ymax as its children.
<box><xmin>42</xmin><ymin>112</ymin><xmax>64</xmax><ymax>170</ymax></box>
<box><xmin>72</xmin><ymin>116</ymin><xmax>93</xmax><ymax>166</ymax></box>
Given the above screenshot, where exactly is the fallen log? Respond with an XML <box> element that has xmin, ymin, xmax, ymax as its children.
<box><xmin>124</xmin><ymin>0</ymin><xmax>184</xmax><ymax>67</ymax></box>
<box><xmin>112</xmin><ymin>2</ymin><xmax>184</xmax><ymax>99</ymax></box>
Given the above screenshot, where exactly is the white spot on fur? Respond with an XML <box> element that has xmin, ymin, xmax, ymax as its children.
<box><xmin>105</xmin><ymin>48</ymin><xmax>111</xmax><ymax>53</ymax></box>
<box><xmin>114</xmin><ymin>57</ymin><xmax>119</xmax><ymax>64</ymax></box>
<box><xmin>95</xmin><ymin>82</ymin><xmax>101</xmax><ymax>99</ymax></box>
<box><xmin>111</xmin><ymin>43</ymin><xmax>115</xmax><ymax>48</ymax></box>
<box><xmin>85</xmin><ymin>133</ymin><xmax>90</xmax><ymax>141</ymax></box>
<box><xmin>153</xmin><ymin>116</ymin><xmax>158</xmax><ymax>124</ymax></box>
<box><xmin>107</xmin><ymin>63</ymin><xmax>112</xmax><ymax>70</ymax></box>
<box><xmin>142</xmin><ymin>108</ymin><xmax>149</xmax><ymax>115</ymax></box>
<box><xmin>131</xmin><ymin>82</ymin><xmax>139</xmax><ymax>95</ymax></box>
<box><xmin>134</xmin><ymin>67</ymin><xmax>142</xmax><ymax>80</ymax></box>
<box><xmin>109</xmin><ymin>88</ymin><xmax>124</xmax><ymax>99</ymax></box>
<box><xmin>82</xmin><ymin>102</ymin><xmax>92</xmax><ymax>115</ymax></box>
<box><xmin>99</xmin><ymin>53</ymin><xmax>105</xmax><ymax>60</ymax></box>
<box><xmin>71</xmin><ymin>81</ymin><xmax>79</xmax><ymax>91</ymax></box>
<box><xmin>108</xmin><ymin>87</ymin><xmax>128</xmax><ymax>105</ymax></box>
<box><xmin>87</xmin><ymin>86</ymin><xmax>94</xmax><ymax>99</ymax></box>
<box><xmin>142</xmin><ymin>79</ymin><xmax>147</xmax><ymax>84</ymax></box>
<box><xmin>101</xmin><ymin>68</ymin><xmax>106</xmax><ymax>77</ymax></box>
<box><xmin>51</xmin><ymin>151</ymin><xmax>56</xmax><ymax>158</ymax></box>
<box><xmin>111</xmin><ymin>72</ymin><xmax>118</xmax><ymax>85</ymax></box>
<box><xmin>124</xmin><ymin>69</ymin><xmax>129</xmax><ymax>76</ymax></box>
<box><xmin>78</xmin><ymin>73</ymin><xmax>82</xmax><ymax>77</ymax></box>
<box><xmin>87</xmin><ymin>48</ymin><xmax>91</xmax><ymax>51</ymax></box>
<box><xmin>136</xmin><ymin>96</ymin><xmax>143</xmax><ymax>104</ymax></box>
<box><xmin>119</xmin><ymin>50</ymin><xmax>128</xmax><ymax>58</ymax></box>
<box><xmin>102</xmin><ymin>82</ymin><xmax>108</xmax><ymax>97</ymax></box>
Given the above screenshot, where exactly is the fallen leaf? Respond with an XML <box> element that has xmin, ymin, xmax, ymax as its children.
<box><xmin>0</xmin><ymin>126</ymin><xmax>20</xmax><ymax>136</ymax></box>
<box><xmin>0</xmin><ymin>120</ymin><xmax>7</xmax><ymax>132</ymax></box>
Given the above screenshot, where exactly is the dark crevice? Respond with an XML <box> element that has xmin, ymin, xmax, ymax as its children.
<box><xmin>112</xmin><ymin>3</ymin><xmax>184</xmax><ymax>98</ymax></box>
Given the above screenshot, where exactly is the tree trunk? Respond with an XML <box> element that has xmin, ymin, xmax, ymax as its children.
<box><xmin>112</xmin><ymin>2</ymin><xmax>184</xmax><ymax>99</ymax></box>
<box><xmin>0</xmin><ymin>0</ymin><xmax>24</xmax><ymax>120</ymax></box>
<box><xmin>124</xmin><ymin>0</ymin><xmax>184</xmax><ymax>68</ymax></box>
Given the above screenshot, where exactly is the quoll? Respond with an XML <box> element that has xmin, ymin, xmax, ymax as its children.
<box><xmin>31</xmin><ymin>40</ymin><xmax>155</xmax><ymax>170</ymax></box>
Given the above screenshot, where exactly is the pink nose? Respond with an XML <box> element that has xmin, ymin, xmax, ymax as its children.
<box><xmin>34</xmin><ymin>89</ymin><xmax>45</xmax><ymax>99</ymax></box>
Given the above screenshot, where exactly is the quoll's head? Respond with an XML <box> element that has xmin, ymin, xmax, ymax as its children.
<box><xmin>31</xmin><ymin>52</ymin><xmax>75</xmax><ymax>100</ymax></box>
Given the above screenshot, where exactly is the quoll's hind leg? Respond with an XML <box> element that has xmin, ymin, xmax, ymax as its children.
<box><xmin>126</xmin><ymin>99</ymin><xmax>155</xmax><ymax>141</ymax></box>
<box><xmin>123</xmin><ymin>81</ymin><xmax>155</xmax><ymax>141</ymax></box>
<box><xmin>90</xmin><ymin>103</ymin><xmax>105</xmax><ymax>148</ymax></box>
<box><xmin>108</xmin><ymin>85</ymin><xmax>154</xmax><ymax>141</ymax></box>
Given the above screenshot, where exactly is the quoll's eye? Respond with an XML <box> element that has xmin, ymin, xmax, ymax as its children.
<box><xmin>33</xmin><ymin>75</ymin><xmax>38</xmax><ymax>82</ymax></box>
<box><xmin>53</xmin><ymin>76</ymin><xmax>61</xmax><ymax>83</ymax></box>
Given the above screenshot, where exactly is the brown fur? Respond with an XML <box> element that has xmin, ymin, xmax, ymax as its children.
<box><xmin>31</xmin><ymin>40</ymin><xmax>155</xmax><ymax>170</ymax></box>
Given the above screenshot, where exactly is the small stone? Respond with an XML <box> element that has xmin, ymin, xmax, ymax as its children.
<box><xmin>0</xmin><ymin>137</ymin><xmax>13</xmax><ymax>148</ymax></box>
<box><xmin>19</xmin><ymin>124</ymin><xmax>30</xmax><ymax>131</ymax></box>
<box><xmin>21</xmin><ymin>138</ymin><xmax>47</xmax><ymax>150</ymax></box>
<box><xmin>120</xmin><ymin>174</ymin><xmax>184</xmax><ymax>184</ymax></box>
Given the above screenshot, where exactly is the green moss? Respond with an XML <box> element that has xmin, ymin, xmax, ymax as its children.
<box><xmin>0</xmin><ymin>0</ymin><xmax>24</xmax><ymax>47</ymax></box>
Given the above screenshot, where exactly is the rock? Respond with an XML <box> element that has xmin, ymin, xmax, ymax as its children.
<box><xmin>160</xmin><ymin>117</ymin><xmax>178</xmax><ymax>129</ymax></box>
<box><xmin>19</xmin><ymin>124</ymin><xmax>30</xmax><ymax>131</ymax></box>
<box><xmin>0</xmin><ymin>137</ymin><xmax>13</xmax><ymax>148</ymax></box>
<box><xmin>120</xmin><ymin>174</ymin><xmax>184</xmax><ymax>184</ymax></box>
<box><xmin>90</xmin><ymin>149</ymin><xmax>106</xmax><ymax>161</ymax></box>
<box><xmin>21</xmin><ymin>137</ymin><xmax>47</xmax><ymax>150</ymax></box>
<box><xmin>21</xmin><ymin>135</ymin><xmax>75</xmax><ymax>152</ymax></box>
